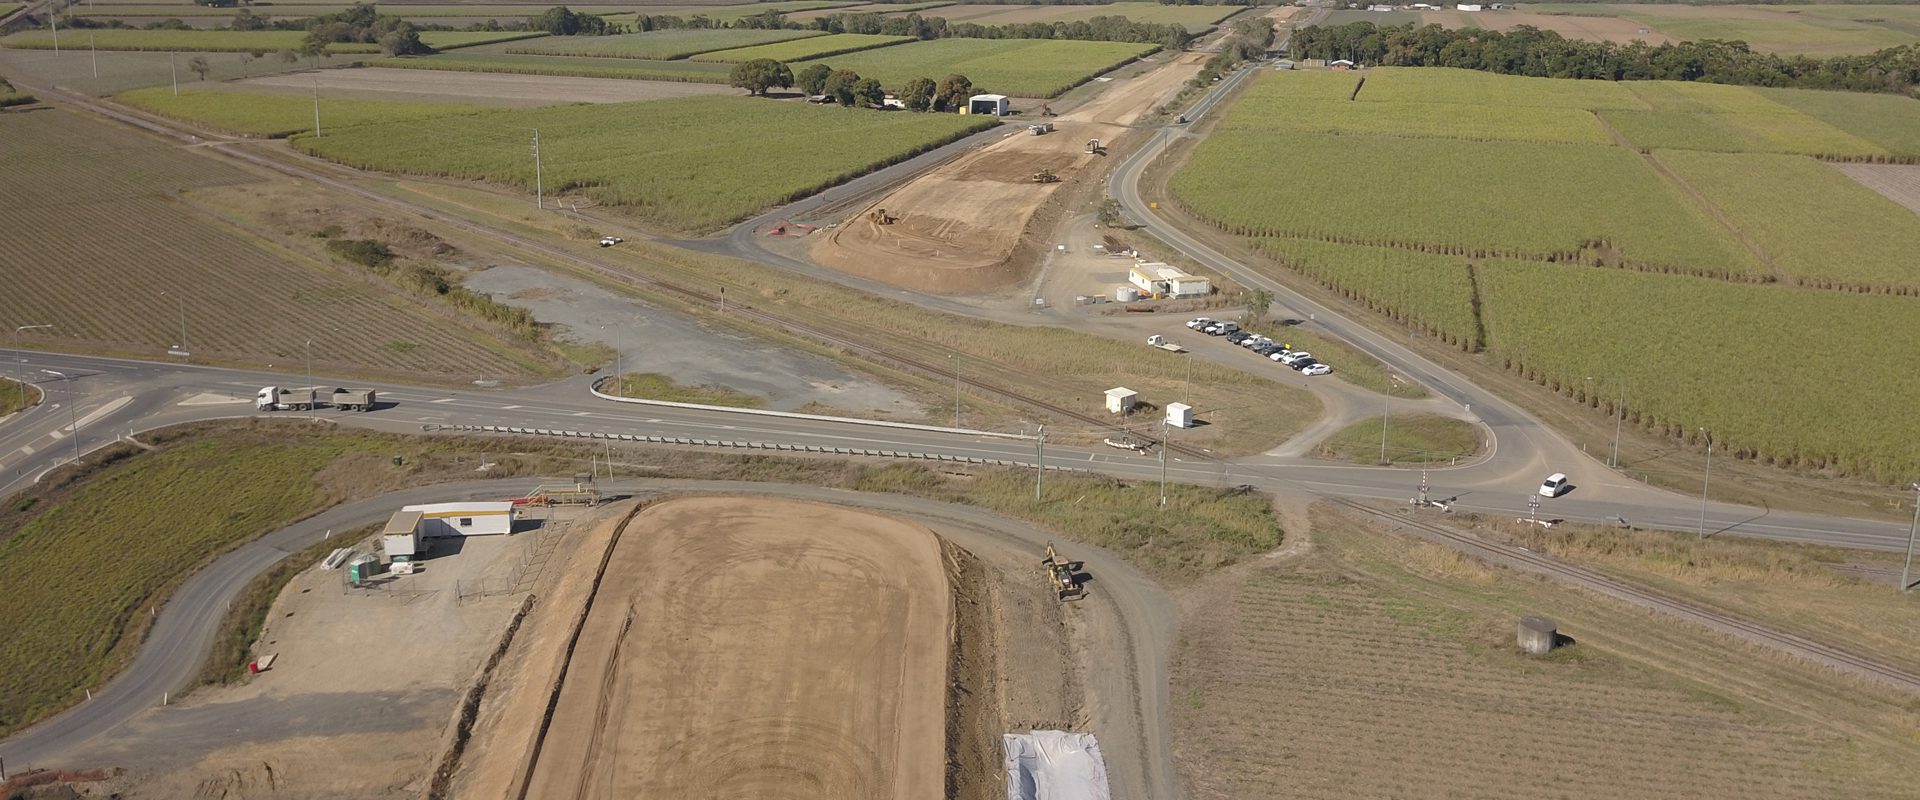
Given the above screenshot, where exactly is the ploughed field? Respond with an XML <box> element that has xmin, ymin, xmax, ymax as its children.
<box><xmin>0</xmin><ymin>108</ymin><xmax>546</xmax><ymax>378</ymax></box>
<box><xmin>1169</xmin><ymin>67</ymin><xmax>1920</xmax><ymax>482</ymax></box>
<box><xmin>522</xmin><ymin>496</ymin><xmax>949</xmax><ymax>799</ymax></box>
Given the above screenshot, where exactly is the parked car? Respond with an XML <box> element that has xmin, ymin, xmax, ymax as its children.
<box><xmin>1252</xmin><ymin>342</ymin><xmax>1282</xmax><ymax>356</ymax></box>
<box><xmin>1225</xmin><ymin>331</ymin><xmax>1252</xmax><ymax>344</ymax></box>
<box><xmin>1240</xmin><ymin>335</ymin><xmax>1270</xmax><ymax>348</ymax></box>
<box><xmin>599</xmin><ymin>236</ymin><xmax>623</xmax><ymax>247</ymax></box>
<box><xmin>1187</xmin><ymin>317</ymin><xmax>1214</xmax><ymax>330</ymax></box>
<box><xmin>1539</xmin><ymin>473</ymin><xmax>1570</xmax><ymax>498</ymax></box>
<box><xmin>1279</xmin><ymin>351</ymin><xmax>1313</xmax><ymax>366</ymax></box>
<box><xmin>1269</xmin><ymin>350</ymin><xmax>1293</xmax><ymax>362</ymax></box>
<box><xmin>1300</xmin><ymin>363</ymin><xmax>1332</xmax><ymax>376</ymax></box>
<box><xmin>1289</xmin><ymin>358</ymin><xmax>1319</xmax><ymax>371</ymax></box>
<box><xmin>1204</xmin><ymin>321</ymin><xmax>1239</xmax><ymax>336</ymax></box>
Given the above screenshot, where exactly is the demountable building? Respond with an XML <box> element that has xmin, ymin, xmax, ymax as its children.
<box><xmin>1106</xmin><ymin>387</ymin><xmax>1138</xmax><ymax>414</ymax></box>
<box><xmin>399</xmin><ymin>501</ymin><xmax>515</xmax><ymax>537</ymax></box>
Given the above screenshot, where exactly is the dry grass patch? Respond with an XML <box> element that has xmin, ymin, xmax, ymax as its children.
<box><xmin>1313</xmin><ymin>413</ymin><xmax>1481</xmax><ymax>466</ymax></box>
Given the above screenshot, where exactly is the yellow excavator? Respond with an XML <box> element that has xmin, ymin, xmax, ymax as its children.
<box><xmin>1042</xmin><ymin>542</ymin><xmax>1085</xmax><ymax>601</ymax></box>
<box><xmin>1032</xmin><ymin>168</ymin><xmax>1059</xmax><ymax>184</ymax></box>
<box><xmin>869</xmin><ymin>207</ymin><xmax>898</xmax><ymax>225</ymax></box>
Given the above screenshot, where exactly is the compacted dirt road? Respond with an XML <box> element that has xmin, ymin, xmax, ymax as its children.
<box><xmin>522</xmin><ymin>496</ymin><xmax>952</xmax><ymax>800</ymax></box>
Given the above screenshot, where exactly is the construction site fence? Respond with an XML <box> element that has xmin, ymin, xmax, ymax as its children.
<box><xmin>419</xmin><ymin>424</ymin><xmax>1086</xmax><ymax>472</ymax></box>
<box><xmin>456</xmin><ymin>515</ymin><xmax>568</xmax><ymax>605</ymax></box>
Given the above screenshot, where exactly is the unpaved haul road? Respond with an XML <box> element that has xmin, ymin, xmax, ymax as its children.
<box><xmin>0</xmin><ymin>481</ymin><xmax>1180</xmax><ymax>800</ymax></box>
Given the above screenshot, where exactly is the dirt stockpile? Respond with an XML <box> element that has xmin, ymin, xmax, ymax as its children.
<box><xmin>811</xmin><ymin>52</ymin><xmax>1205</xmax><ymax>293</ymax></box>
<box><xmin>522</xmin><ymin>496</ymin><xmax>952</xmax><ymax>799</ymax></box>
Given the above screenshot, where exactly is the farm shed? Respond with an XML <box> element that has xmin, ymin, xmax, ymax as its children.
<box><xmin>1456</xmin><ymin>3</ymin><xmax>1483</xmax><ymax>10</ymax></box>
<box><xmin>1106</xmin><ymin>387</ymin><xmax>1137</xmax><ymax>414</ymax></box>
<box><xmin>1330</xmin><ymin>59</ymin><xmax>1355</xmax><ymax>70</ymax></box>
<box><xmin>400</xmin><ymin>501</ymin><xmax>515</xmax><ymax>537</ymax></box>
<box><xmin>968</xmin><ymin>94</ymin><xmax>1009</xmax><ymax>116</ymax></box>
<box><xmin>1168</xmin><ymin>275</ymin><xmax>1212</xmax><ymax>298</ymax></box>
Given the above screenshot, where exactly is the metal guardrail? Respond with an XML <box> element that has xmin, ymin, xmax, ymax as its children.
<box><xmin>418</xmin><ymin>423</ymin><xmax>1084</xmax><ymax>472</ymax></box>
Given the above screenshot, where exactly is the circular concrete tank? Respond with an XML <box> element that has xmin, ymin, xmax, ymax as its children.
<box><xmin>1518</xmin><ymin>616</ymin><xmax>1558</xmax><ymax>655</ymax></box>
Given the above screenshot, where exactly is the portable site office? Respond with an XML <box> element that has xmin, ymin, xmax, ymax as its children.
<box><xmin>399</xmin><ymin>501</ymin><xmax>516</xmax><ymax>537</ymax></box>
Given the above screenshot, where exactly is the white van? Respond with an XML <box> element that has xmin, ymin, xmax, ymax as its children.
<box><xmin>1539</xmin><ymin>473</ymin><xmax>1570</xmax><ymax>498</ymax></box>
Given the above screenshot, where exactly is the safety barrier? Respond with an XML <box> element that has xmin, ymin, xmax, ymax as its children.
<box><xmin>419</xmin><ymin>423</ymin><xmax>1083</xmax><ymax>472</ymax></box>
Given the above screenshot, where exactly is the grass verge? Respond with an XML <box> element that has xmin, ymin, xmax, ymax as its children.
<box><xmin>612</xmin><ymin>372</ymin><xmax>767</xmax><ymax>409</ymax></box>
<box><xmin>0</xmin><ymin>377</ymin><xmax>37</xmax><ymax>418</ymax></box>
<box><xmin>1314</xmin><ymin>413</ymin><xmax>1481</xmax><ymax>465</ymax></box>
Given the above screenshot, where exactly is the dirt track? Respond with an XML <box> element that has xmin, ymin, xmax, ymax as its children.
<box><xmin>811</xmin><ymin>52</ymin><xmax>1207</xmax><ymax>293</ymax></box>
<box><xmin>522</xmin><ymin>496</ymin><xmax>950</xmax><ymax>800</ymax></box>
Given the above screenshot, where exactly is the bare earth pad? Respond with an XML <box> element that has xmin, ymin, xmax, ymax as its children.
<box><xmin>523</xmin><ymin>496</ymin><xmax>950</xmax><ymax>799</ymax></box>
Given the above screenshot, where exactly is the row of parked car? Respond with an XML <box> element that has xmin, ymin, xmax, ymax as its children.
<box><xmin>1187</xmin><ymin>317</ymin><xmax>1332</xmax><ymax>376</ymax></box>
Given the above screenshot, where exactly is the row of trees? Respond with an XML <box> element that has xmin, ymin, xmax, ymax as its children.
<box><xmin>727</xmin><ymin>58</ymin><xmax>978</xmax><ymax>112</ymax></box>
<box><xmin>1291</xmin><ymin>21</ymin><xmax>1920</xmax><ymax>96</ymax></box>
<box><xmin>806</xmin><ymin>11</ymin><xmax>1194</xmax><ymax>49</ymax></box>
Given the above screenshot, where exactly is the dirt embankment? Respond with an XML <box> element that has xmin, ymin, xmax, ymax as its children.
<box><xmin>811</xmin><ymin>52</ymin><xmax>1207</xmax><ymax>293</ymax></box>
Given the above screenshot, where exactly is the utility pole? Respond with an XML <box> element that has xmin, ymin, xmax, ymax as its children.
<box><xmin>1380</xmin><ymin>390</ymin><xmax>1390</xmax><ymax>465</ymax></box>
<box><xmin>1159</xmin><ymin>418</ymin><xmax>1169</xmax><ymax>507</ymax></box>
<box><xmin>1697</xmin><ymin>428</ymin><xmax>1713</xmax><ymax>536</ymax></box>
<box><xmin>1903</xmin><ymin>483</ymin><xmax>1919</xmax><ymax>593</ymax></box>
<box><xmin>312</xmin><ymin>75</ymin><xmax>321</xmax><ymax>137</ymax></box>
<box><xmin>531</xmin><ymin>129</ymin><xmax>543</xmax><ymax>209</ymax></box>
<box><xmin>14</xmin><ymin>324</ymin><xmax>53</xmax><ymax>410</ymax></box>
<box><xmin>949</xmin><ymin>353</ymin><xmax>960</xmax><ymax>428</ymax></box>
<box><xmin>90</xmin><ymin>35</ymin><xmax>96</xmax><ymax>78</ymax></box>
<box><xmin>1611</xmin><ymin>382</ymin><xmax>1625</xmax><ymax>469</ymax></box>
<box><xmin>1183</xmin><ymin>352</ymin><xmax>1192</xmax><ymax>405</ymax></box>
<box><xmin>50</xmin><ymin>4</ymin><xmax>58</xmax><ymax>53</ymax></box>
<box><xmin>1034</xmin><ymin>425</ymin><xmax>1045</xmax><ymax>502</ymax></box>
<box><xmin>170</xmin><ymin>52</ymin><xmax>177</xmax><ymax>95</ymax></box>
<box><xmin>162</xmin><ymin>290</ymin><xmax>188</xmax><ymax>362</ymax></box>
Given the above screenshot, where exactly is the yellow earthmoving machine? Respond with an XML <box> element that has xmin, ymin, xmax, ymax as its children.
<box><xmin>869</xmin><ymin>207</ymin><xmax>898</xmax><ymax>225</ymax></box>
<box><xmin>1042</xmin><ymin>542</ymin><xmax>1085</xmax><ymax>601</ymax></box>
<box><xmin>1032</xmin><ymin>168</ymin><xmax>1059</xmax><ymax>184</ymax></box>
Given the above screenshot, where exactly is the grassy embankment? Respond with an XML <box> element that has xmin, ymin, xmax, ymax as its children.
<box><xmin>1170</xmin><ymin>506</ymin><xmax>1920</xmax><ymax>798</ymax></box>
<box><xmin>386</xmin><ymin>180</ymin><xmax>1322</xmax><ymax>455</ymax></box>
<box><xmin>1313</xmin><ymin>413</ymin><xmax>1482</xmax><ymax>465</ymax></box>
<box><xmin>612</xmin><ymin>372</ymin><xmax>766</xmax><ymax>408</ymax></box>
<box><xmin>0</xmin><ymin>418</ymin><xmax>1285</xmax><ymax>735</ymax></box>
<box><xmin>1168</xmin><ymin>65</ymin><xmax>1920</xmax><ymax>485</ymax></box>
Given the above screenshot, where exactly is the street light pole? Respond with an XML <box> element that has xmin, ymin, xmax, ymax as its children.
<box><xmin>1034</xmin><ymin>425</ymin><xmax>1046</xmax><ymax>502</ymax></box>
<box><xmin>949</xmin><ymin>354</ymin><xmax>960</xmax><ymax>428</ymax></box>
<box><xmin>1902</xmin><ymin>483</ymin><xmax>1920</xmax><ymax>593</ymax></box>
<box><xmin>1697</xmin><ymin>428</ymin><xmax>1712</xmax><ymax>536</ymax></box>
<box><xmin>1379</xmin><ymin>389</ymin><xmax>1390</xmax><ymax>465</ymax></box>
<box><xmin>13</xmin><ymin>324</ymin><xmax>52</xmax><ymax>410</ymax></box>
<box><xmin>1612</xmin><ymin>382</ymin><xmax>1625</xmax><ymax>469</ymax></box>
<box><xmin>41</xmin><ymin>369</ymin><xmax>80</xmax><ymax>464</ymax></box>
<box><xmin>1160</xmin><ymin>417</ymin><xmax>1168</xmax><ymax>507</ymax></box>
<box><xmin>304</xmin><ymin>339</ymin><xmax>315</xmax><ymax>422</ymax></box>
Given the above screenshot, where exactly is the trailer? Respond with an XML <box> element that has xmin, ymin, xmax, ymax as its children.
<box><xmin>332</xmin><ymin>388</ymin><xmax>377</xmax><ymax>412</ymax></box>
<box><xmin>1146</xmin><ymin>335</ymin><xmax>1184</xmax><ymax>352</ymax></box>
<box><xmin>256</xmin><ymin>386</ymin><xmax>319</xmax><ymax>411</ymax></box>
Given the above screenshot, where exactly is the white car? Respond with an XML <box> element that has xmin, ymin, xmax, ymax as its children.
<box><xmin>1539</xmin><ymin>473</ymin><xmax>1570</xmax><ymax>498</ymax></box>
<box><xmin>1279</xmin><ymin>351</ymin><xmax>1313</xmax><ymax>366</ymax></box>
<box><xmin>1187</xmin><ymin>317</ymin><xmax>1215</xmax><ymax>330</ymax></box>
<box><xmin>1300</xmin><ymin>363</ymin><xmax>1332</xmax><ymax>376</ymax></box>
<box><xmin>599</xmin><ymin>236</ymin><xmax>623</xmax><ymax>247</ymax></box>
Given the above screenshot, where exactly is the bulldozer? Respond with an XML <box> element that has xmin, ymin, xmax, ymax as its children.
<box><xmin>1031</xmin><ymin>168</ymin><xmax>1059</xmax><ymax>184</ymax></box>
<box><xmin>1038</xmin><ymin>103</ymin><xmax>1057</xmax><ymax>117</ymax></box>
<box><xmin>1042</xmin><ymin>542</ymin><xmax>1085</xmax><ymax>601</ymax></box>
<box><xmin>868</xmin><ymin>207</ymin><xmax>898</xmax><ymax>225</ymax></box>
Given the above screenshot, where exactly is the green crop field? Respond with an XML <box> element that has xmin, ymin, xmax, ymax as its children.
<box><xmin>1478</xmin><ymin>260</ymin><xmax>1920</xmax><ymax>481</ymax></box>
<box><xmin>1252</xmin><ymin>238</ymin><xmax>1481</xmax><ymax>350</ymax></box>
<box><xmin>503</xmin><ymin>28</ymin><xmax>818</xmax><ymax>60</ymax></box>
<box><xmin>297</xmin><ymin>95</ymin><xmax>995</xmax><ymax>231</ymax></box>
<box><xmin>1616</xmin><ymin>13</ymin><xmax>1917</xmax><ymax>56</ymax></box>
<box><xmin>0</xmin><ymin>108</ymin><xmax>548</xmax><ymax>378</ymax></box>
<box><xmin>368</xmin><ymin>51</ymin><xmax>735</xmax><ymax>82</ymax></box>
<box><xmin>1659</xmin><ymin>150</ymin><xmax>1920</xmax><ymax>292</ymax></box>
<box><xmin>0</xmin><ymin>3</ymin><xmax>21</xmax><ymax>17</ymax></box>
<box><xmin>2</xmin><ymin>29</ymin><xmax>543</xmax><ymax>53</ymax></box>
<box><xmin>1173</xmin><ymin>66</ymin><xmax>1920</xmax><ymax>482</ymax></box>
<box><xmin>118</xmin><ymin>86</ymin><xmax>484</xmax><ymax>138</ymax></box>
<box><xmin>599</xmin><ymin>0</ymin><xmax>858</xmax><ymax>25</ymax></box>
<box><xmin>806</xmin><ymin>37</ymin><xmax>1155</xmax><ymax>97</ymax></box>
<box><xmin>1173</xmin><ymin>132</ymin><xmax>1765</xmax><ymax>279</ymax></box>
<box><xmin>690</xmin><ymin>32</ymin><xmax>912</xmax><ymax>62</ymax></box>
<box><xmin>71</xmin><ymin>3</ymin><xmax>647</xmax><ymax>17</ymax></box>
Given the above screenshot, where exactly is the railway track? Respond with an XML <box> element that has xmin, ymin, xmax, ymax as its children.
<box><xmin>20</xmin><ymin>81</ymin><xmax>1206</xmax><ymax>455</ymax></box>
<box><xmin>1329</xmin><ymin>496</ymin><xmax>1920</xmax><ymax>694</ymax></box>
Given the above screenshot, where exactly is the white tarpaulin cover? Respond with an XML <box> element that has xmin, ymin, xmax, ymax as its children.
<box><xmin>1003</xmin><ymin>731</ymin><xmax>1112</xmax><ymax>800</ymax></box>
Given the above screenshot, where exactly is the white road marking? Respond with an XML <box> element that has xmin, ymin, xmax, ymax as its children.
<box><xmin>431</xmin><ymin>398</ymin><xmax>456</xmax><ymax>404</ymax></box>
<box><xmin>501</xmin><ymin>405</ymin><xmax>523</xmax><ymax>410</ymax></box>
<box><xmin>572</xmin><ymin>412</ymin><xmax>590</xmax><ymax>417</ymax></box>
<box><xmin>20</xmin><ymin>445</ymin><xmax>33</xmax><ymax>455</ymax></box>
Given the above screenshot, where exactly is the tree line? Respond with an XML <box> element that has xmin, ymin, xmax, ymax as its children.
<box><xmin>727</xmin><ymin>58</ymin><xmax>978</xmax><ymax>113</ymax></box>
<box><xmin>1291</xmin><ymin>21</ymin><xmax>1920</xmax><ymax>96</ymax></box>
